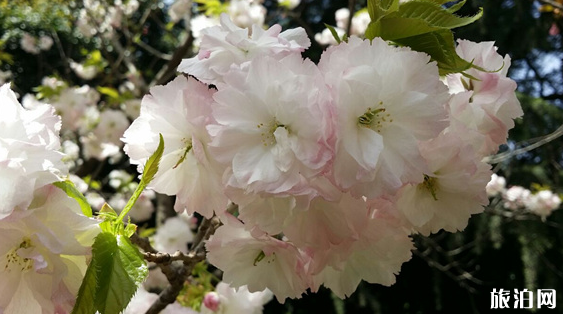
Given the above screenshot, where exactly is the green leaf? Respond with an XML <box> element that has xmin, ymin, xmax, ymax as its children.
<box><xmin>94</xmin><ymin>233</ymin><xmax>148</xmax><ymax>314</ymax></box>
<box><xmin>98</xmin><ymin>203</ymin><xmax>118</xmax><ymax>233</ymax></box>
<box><xmin>71</xmin><ymin>257</ymin><xmax>98</xmax><ymax>314</ymax></box>
<box><xmin>83</xmin><ymin>50</ymin><xmax>104</xmax><ymax>67</ymax></box>
<box><xmin>96</xmin><ymin>86</ymin><xmax>120</xmax><ymax>100</ymax></box>
<box><xmin>33</xmin><ymin>83</ymin><xmax>66</xmax><ymax>99</ymax></box>
<box><xmin>365</xmin><ymin>21</ymin><xmax>381</xmax><ymax>40</ymax></box>
<box><xmin>0</xmin><ymin>51</ymin><xmax>13</xmax><ymax>65</ymax></box>
<box><xmin>324</xmin><ymin>23</ymin><xmax>341</xmax><ymax>44</ymax></box>
<box><xmin>375</xmin><ymin>3</ymin><xmax>482</xmax><ymax>40</ymax></box>
<box><xmin>367</xmin><ymin>0</ymin><xmax>400</xmax><ymax>22</ymax></box>
<box><xmin>393</xmin><ymin>30</ymin><xmax>473</xmax><ymax>75</ymax></box>
<box><xmin>141</xmin><ymin>133</ymin><xmax>165</xmax><ymax>186</ymax></box>
<box><xmin>53</xmin><ymin>180</ymin><xmax>93</xmax><ymax>217</ymax></box>
<box><xmin>397</xmin><ymin>1</ymin><xmax>482</xmax><ymax>29</ymax></box>
<box><xmin>117</xmin><ymin>134</ymin><xmax>164</xmax><ymax>223</ymax></box>
<box><xmin>446</xmin><ymin>0</ymin><xmax>467</xmax><ymax>13</ymax></box>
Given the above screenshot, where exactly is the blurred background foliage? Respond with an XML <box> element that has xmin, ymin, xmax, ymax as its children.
<box><xmin>1</xmin><ymin>0</ymin><xmax>563</xmax><ymax>313</ymax></box>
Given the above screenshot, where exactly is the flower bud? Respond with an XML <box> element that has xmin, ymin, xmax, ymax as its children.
<box><xmin>203</xmin><ymin>292</ymin><xmax>221</xmax><ymax>312</ymax></box>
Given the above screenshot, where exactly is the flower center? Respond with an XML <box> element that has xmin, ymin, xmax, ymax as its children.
<box><xmin>253</xmin><ymin>250</ymin><xmax>276</xmax><ymax>266</ymax></box>
<box><xmin>173</xmin><ymin>137</ymin><xmax>193</xmax><ymax>169</ymax></box>
<box><xmin>419</xmin><ymin>174</ymin><xmax>439</xmax><ymax>201</ymax></box>
<box><xmin>2</xmin><ymin>237</ymin><xmax>34</xmax><ymax>273</ymax></box>
<box><xmin>358</xmin><ymin>101</ymin><xmax>392</xmax><ymax>133</ymax></box>
<box><xmin>257</xmin><ymin>119</ymin><xmax>287</xmax><ymax>147</ymax></box>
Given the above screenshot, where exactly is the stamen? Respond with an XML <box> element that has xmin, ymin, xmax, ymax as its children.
<box><xmin>358</xmin><ymin>101</ymin><xmax>391</xmax><ymax>133</ymax></box>
<box><xmin>258</xmin><ymin>119</ymin><xmax>288</xmax><ymax>147</ymax></box>
<box><xmin>421</xmin><ymin>174</ymin><xmax>439</xmax><ymax>201</ymax></box>
<box><xmin>173</xmin><ymin>138</ymin><xmax>193</xmax><ymax>169</ymax></box>
<box><xmin>253</xmin><ymin>251</ymin><xmax>266</xmax><ymax>266</ymax></box>
<box><xmin>3</xmin><ymin>238</ymin><xmax>34</xmax><ymax>273</ymax></box>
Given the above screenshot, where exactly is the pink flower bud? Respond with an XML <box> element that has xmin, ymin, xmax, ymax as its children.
<box><xmin>203</xmin><ymin>292</ymin><xmax>221</xmax><ymax>312</ymax></box>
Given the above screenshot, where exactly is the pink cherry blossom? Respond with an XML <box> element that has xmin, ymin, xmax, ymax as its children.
<box><xmin>395</xmin><ymin>132</ymin><xmax>491</xmax><ymax>235</ymax></box>
<box><xmin>445</xmin><ymin>40</ymin><xmax>523</xmax><ymax>155</ymax></box>
<box><xmin>122</xmin><ymin>76</ymin><xmax>228</xmax><ymax>218</ymax></box>
<box><xmin>319</xmin><ymin>37</ymin><xmax>449</xmax><ymax>198</ymax></box>
<box><xmin>206</xmin><ymin>215</ymin><xmax>310</xmax><ymax>302</ymax></box>
<box><xmin>0</xmin><ymin>84</ymin><xmax>66</xmax><ymax>219</ymax></box>
<box><xmin>178</xmin><ymin>13</ymin><xmax>310</xmax><ymax>85</ymax></box>
<box><xmin>208</xmin><ymin>54</ymin><xmax>334</xmax><ymax>195</ymax></box>
<box><xmin>0</xmin><ymin>185</ymin><xmax>99</xmax><ymax>314</ymax></box>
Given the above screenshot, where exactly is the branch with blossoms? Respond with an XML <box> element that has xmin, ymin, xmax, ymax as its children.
<box><xmin>486</xmin><ymin>174</ymin><xmax>562</xmax><ymax>221</ymax></box>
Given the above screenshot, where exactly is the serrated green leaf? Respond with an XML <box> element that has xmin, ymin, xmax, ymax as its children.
<box><xmin>116</xmin><ymin>134</ymin><xmax>164</xmax><ymax>224</ymax></box>
<box><xmin>53</xmin><ymin>180</ymin><xmax>93</xmax><ymax>217</ymax></box>
<box><xmin>446</xmin><ymin>0</ymin><xmax>467</xmax><ymax>13</ymax></box>
<box><xmin>324</xmin><ymin>24</ymin><xmax>341</xmax><ymax>44</ymax></box>
<box><xmin>141</xmin><ymin>133</ymin><xmax>165</xmax><ymax>186</ymax></box>
<box><xmin>71</xmin><ymin>257</ymin><xmax>98</xmax><ymax>314</ymax></box>
<box><xmin>94</xmin><ymin>233</ymin><xmax>148</xmax><ymax>314</ymax></box>
<box><xmin>396</xmin><ymin>1</ymin><xmax>482</xmax><ymax>30</ymax></box>
<box><xmin>393</xmin><ymin>30</ymin><xmax>473</xmax><ymax>75</ymax></box>
<box><xmin>378</xmin><ymin>17</ymin><xmax>433</xmax><ymax>39</ymax></box>
<box><xmin>367</xmin><ymin>0</ymin><xmax>481</xmax><ymax>42</ymax></box>
<box><xmin>368</xmin><ymin>0</ymin><xmax>400</xmax><ymax>22</ymax></box>
<box><xmin>381</xmin><ymin>0</ymin><xmax>400</xmax><ymax>11</ymax></box>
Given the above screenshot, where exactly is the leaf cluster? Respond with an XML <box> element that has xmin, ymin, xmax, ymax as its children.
<box><xmin>365</xmin><ymin>0</ymin><xmax>482</xmax><ymax>75</ymax></box>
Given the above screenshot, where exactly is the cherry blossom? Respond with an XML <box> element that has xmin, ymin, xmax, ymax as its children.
<box><xmin>206</xmin><ymin>215</ymin><xmax>310</xmax><ymax>302</ymax></box>
<box><xmin>0</xmin><ymin>185</ymin><xmax>99</xmax><ymax>314</ymax></box>
<box><xmin>445</xmin><ymin>40</ymin><xmax>523</xmax><ymax>156</ymax></box>
<box><xmin>319</xmin><ymin>37</ymin><xmax>449</xmax><ymax>198</ymax></box>
<box><xmin>0</xmin><ymin>84</ymin><xmax>66</xmax><ymax>219</ymax></box>
<box><xmin>178</xmin><ymin>13</ymin><xmax>310</xmax><ymax>85</ymax></box>
<box><xmin>208</xmin><ymin>54</ymin><xmax>334</xmax><ymax>195</ymax></box>
<box><xmin>122</xmin><ymin>76</ymin><xmax>228</xmax><ymax>218</ymax></box>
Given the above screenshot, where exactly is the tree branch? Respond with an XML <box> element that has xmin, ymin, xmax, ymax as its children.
<box><xmin>131</xmin><ymin>209</ymin><xmax>224</xmax><ymax>314</ymax></box>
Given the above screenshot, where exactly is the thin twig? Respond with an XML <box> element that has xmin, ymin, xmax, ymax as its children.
<box><xmin>346</xmin><ymin>0</ymin><xmax>356</xmax><ymax>36</ymax></box>
<box><xmin>152</xmin><ymin>33</ymin><xmax>195</xmax><ymax>86</ymax></box>
<box><xmin>484</xmin><ymin>123</ymin><xmax>563</xmax><ymax>164</ymax></box>
<box><xmin>50</xmin><ymin>30</ymin><xmax>71</xmax><ymax>78</ymax></box>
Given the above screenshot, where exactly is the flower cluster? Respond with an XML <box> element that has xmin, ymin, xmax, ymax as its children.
<box><xmin>0</xmin><ymin>84</ymin><xmax>99</xmax><ymax>314</ymax></box>
<box><xmin>487</xmin><ymin>174</ymin><xmax>562</xmax><ymax>220</ymax></box>
<box><xmin>76</xmin><ymin>0</ymin><xmax>139</xmax><ymax>38</ymax></box>
<box><xmin>122</xmin><ymin>15</ymin><xmax>522</xmax><ymax>301</ymax></box>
